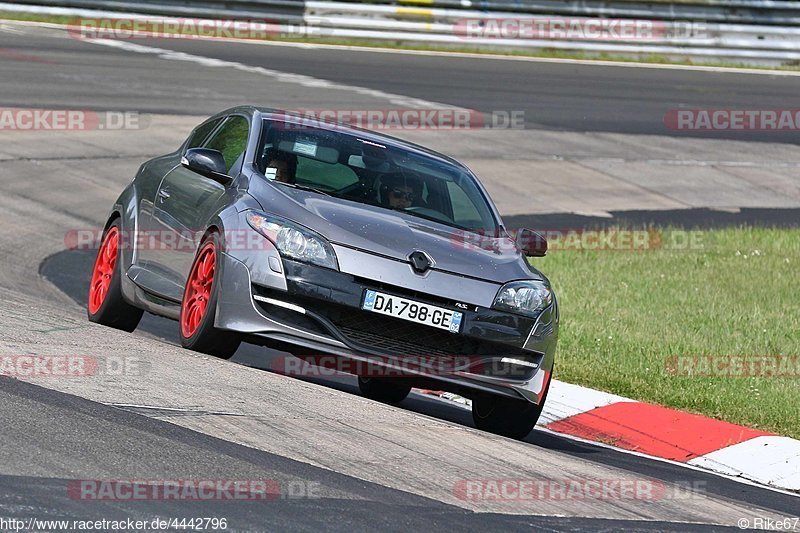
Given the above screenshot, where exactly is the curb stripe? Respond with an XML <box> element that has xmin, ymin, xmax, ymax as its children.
<box><xmin>539</xmin><ymin>380</ymin><xmax>634</xmax><ymax>426</ymax></box>
<box><xmin>688</xmin><ymin>436</ymin><xmax>800</xmax><ymax>490</ymax></box>
<box><xmin>418</xmin><ymin>380</ymin><xmax>800</xmax><ymax>492</ymax></box>
<box><xmin>546</xmin><ymin>402</ymin><xmax>770</xmax><ymax>462</ymax></box>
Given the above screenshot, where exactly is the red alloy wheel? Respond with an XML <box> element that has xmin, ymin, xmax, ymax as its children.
<box><xmin>181</xmin><ymin>242</ymin><xmax>216</xmax><ymax>338</ymax></box>
<box><xmin>88</xmin><ymin>226</ymin><xmax>119</xmax><ymax>315</ymax></box>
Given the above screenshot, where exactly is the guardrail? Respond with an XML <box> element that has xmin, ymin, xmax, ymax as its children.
<box><xmin>303</xmin><ymin>1</ymin><xmax>800</xmax><ymax>63</ymax></box>
<box><xmin>4</xmin><ymin>0</ymin><xmax>800</xmax><ymax>65</ymax></box>
<box><xmin>6</xmin><ymin>0</ymin><xmax>306</xmax><ymax>22</ymax></box>
<box><xmin>333</xmin><ymin>0</ymin><xmax>800</xmax><ymax>25</ymax></box>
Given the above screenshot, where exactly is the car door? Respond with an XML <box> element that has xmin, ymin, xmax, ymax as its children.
<box><xmin>145</xmin><ymin>115</ymin><xmax>250</xmax><ymax>300</ymax></box>
<box><xmin>132</xmin><ymin>116</ymin><xmax>224</xmax><ymax>298</ymax></box>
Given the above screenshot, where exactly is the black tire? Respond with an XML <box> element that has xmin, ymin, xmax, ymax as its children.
<box><xmin>179</xmin><ymin>232</ymin><xmax>240</xmax><ymax>359</ymax></box>
<box><xmin>87</xmin><ymin>219</ymin><xmax>143</xmax><ymax>332</ymax></box>
<box><xmin>472</xmin><ymin>379</ymin><xmax>551</xmax><ymax>439</ymax></box>
<box><xmin>358</xmin><ymin>377</ymin><xmax>412</xmax><ymax>404</ymax></box>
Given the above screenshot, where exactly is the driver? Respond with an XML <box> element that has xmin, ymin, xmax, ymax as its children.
<box><xmin>381</xmin><ymin>173</ymin><xmax>422</xmax><ymax>210</ymax></box>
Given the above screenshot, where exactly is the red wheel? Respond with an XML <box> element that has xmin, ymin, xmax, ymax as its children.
<box><xmin>88</xmin><ymin>226</ymin><xmax>119</xmax><ymax>314</ymax></box>
<box><xmin>179</xmin><ymin>233</ymin><xmax>240</xmax><ymax>358</ymax></box>
<box><xmin>87</xmin><ymin>219</ymin><xmax>143</xmax><ymax>332</ymax></box>
<box><xmin>181</xmin><ymin>242</ymin><xmax>215</xmax><ymax>338</ymax></box>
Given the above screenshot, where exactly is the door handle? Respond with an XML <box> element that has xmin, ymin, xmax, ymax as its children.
<box><xmin>158</xmin><ymin>189</ymin><xmax>170</xmax><ymax>202</ymax></box>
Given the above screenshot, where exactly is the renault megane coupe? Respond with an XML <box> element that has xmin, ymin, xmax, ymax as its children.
<box><xmin>87</xmin><ymin>106</ymin><xmax>558</xmax><ymax>439</ymax></box>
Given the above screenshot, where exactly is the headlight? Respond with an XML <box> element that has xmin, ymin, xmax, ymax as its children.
<box><xmin>246</xmin><ymin>211</ymin><xmax>338</xmax><ymax>270</ymax></box>
<box><xmin>492</xmin><ymin>280</ymin><xmax>552</xmax><ymax>318</ymax></box>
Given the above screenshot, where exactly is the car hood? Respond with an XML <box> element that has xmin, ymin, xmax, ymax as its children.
<box><xmin>249</xmin><ymin>181</ymin><xmax>542</xmax><ymax>283</ymax></box>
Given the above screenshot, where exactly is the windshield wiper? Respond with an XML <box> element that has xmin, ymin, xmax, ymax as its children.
<box><xmin>397</xmin><ymin>208</ymin><xmax>473</xmax><ymax>232</ymax></box>
<box><xmin>281</xmin><ymin>182</ymin><xmax>336</xmax><ymax>197</ymax></box>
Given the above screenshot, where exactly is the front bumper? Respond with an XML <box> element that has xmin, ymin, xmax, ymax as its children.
<box><xmin>215</xmin><ymin>246</ymin><xmax>557</xmax><ymax>404</ymax></box>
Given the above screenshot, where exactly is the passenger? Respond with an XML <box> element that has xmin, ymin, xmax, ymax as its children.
<box><xmin>264</xmin><ymin>150</ymin><xmax>298</xmax><ymax>184</ymax></box>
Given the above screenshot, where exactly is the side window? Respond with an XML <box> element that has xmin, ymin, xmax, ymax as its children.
<box><xmin>186</xmin><ymin>118</ymin><xmax>222</xmax><ymax>149</ymax></box>
<box><xmin>204</xmin><ymin>116</ymin><xmax>249</xmax><ymax>173</ymax></box>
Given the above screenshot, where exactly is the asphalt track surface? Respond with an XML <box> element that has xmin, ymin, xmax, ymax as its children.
<box><xmin>5</xmin><ymin>25</ymin><xmax>800</xmax><ymax>143</ymax></box>
<box><xmin>120</xmin><ymin>38</ymin><xmax>800</xmax><ymax>144</ymax></box>
<box><xmin>0</xmin><ymin>21</ymin><xmax>799</xmax><ymax>532</ymax></box>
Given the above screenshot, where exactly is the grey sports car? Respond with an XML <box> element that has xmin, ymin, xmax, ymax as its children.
<box><xmin>88</xmin><ymin>106</ymin><xmax>558</xmax><ymax>439</ymax></box>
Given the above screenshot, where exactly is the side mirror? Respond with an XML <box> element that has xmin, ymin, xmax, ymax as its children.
<box><xmin>181</xmin><ymin>148</ymin><xmax>232</xmax><ymax>185</ymax></box>
<box><xmin>516</xmin><ymin>228</ymin><xmax>547</xmax><ymax>257</ymax></box>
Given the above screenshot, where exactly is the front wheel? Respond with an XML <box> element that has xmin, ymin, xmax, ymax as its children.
<box><xmin>87</xmin><ymin>220</ymin><xmax>143</xmax><ymax>332</ymax></box>
<box><xmin>179</xmin><ymin>233</ymin><xmax>240</xmax><ymax>359</ymax></box>
<box><xmin>472</xmin><ymin>380</ymin><xmax>550</xmax><ymax>439</ymax></box>
<box><xmin>357</xmin><ymin>377</ymin><xmax>412</xmax><ymax>404</ymax></box>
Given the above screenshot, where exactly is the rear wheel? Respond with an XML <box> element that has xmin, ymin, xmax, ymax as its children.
<box><xmin>87</xmin><ymin>220</ymin><xmax>143</xmax><ymax>332</ymax></box>
<box><xmin>179</xmin><ymin>233</ymin><xmax>240</xmax><ymax>359</ymax></box>
<box><xmin>472</xmin><ymin>379</ymin><xmax>550</xmax><ymax>439</ymax></box>
<box><xmin>357</xmin><ymin>377</ymin><xmax>412</xmax><ymax>404</ymax></box>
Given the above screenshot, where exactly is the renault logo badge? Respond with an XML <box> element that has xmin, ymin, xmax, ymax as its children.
<box><xmin>408</xmin><ymin>251</ymin><xmax>434</xmax><ymax>274</ymax></box>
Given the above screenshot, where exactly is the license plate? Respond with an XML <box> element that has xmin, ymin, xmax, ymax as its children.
<box><xmin>362</xmin><ymin>290</ymin><xmax>463</xmax><ymax>333</ymax></box>
<box><xmin>361</xmin><ymin>290</ymin><xmax>464</xmax><ymax>333</ymax></box>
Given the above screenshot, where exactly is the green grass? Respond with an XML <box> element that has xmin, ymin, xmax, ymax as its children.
<box><xmin>2</xmin><ymin>11</ymin><xmax>800</xmax><ymax>72</ymax></box>
<box><xmin>532</xmin><ymin>227</ymin><xmax>800</xmax><ymax>438</ymax></box>
<box><xmin>1</xmin><ymin>11</ymin><xmax>78</xmax><ymax>26</ymax></box>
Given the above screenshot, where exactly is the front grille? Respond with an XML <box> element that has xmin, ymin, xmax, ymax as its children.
<box><xmin>337</xmin><ymin>326</ymin><xmax>456</xmax><ymax>358</ymax></box>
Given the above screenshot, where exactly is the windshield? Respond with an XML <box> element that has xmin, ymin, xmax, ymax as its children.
<box><xmin>256</xmin><ymin>119</ymin><xmax>498</xmax><ymax>233</ymax></box>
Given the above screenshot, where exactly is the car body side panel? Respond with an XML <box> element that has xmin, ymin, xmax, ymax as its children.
<box><xmin>111</xmin><ymin>186</ymin><xmax>138</xmax><ymax>308</ymax></box>
<box><xmin>134</xmin><ymin>153</ymin><xmax>182</xmax><ymax>268</ymax></box>
<box><xmin>214</xmin><ymin>251</ymin><xmax>339</xmax><ymax>344</ymax></box>
<box><xmin>107</xmin><ymin>155</ymin><xmax>174</xmax><ymax>304</ymax></box>
<box><xmin>218</xmin><ymin>202</ymin><xmax>288</xmax><ymax>293</ymax></box>
<box><xmin>146</xmin><ymin>165</ymin><xmax>229</xmax><ymax>291</ymax></box>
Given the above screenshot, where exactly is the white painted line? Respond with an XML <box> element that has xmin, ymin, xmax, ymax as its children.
<box><xmin>86</xmin><ymin>38</ymin><xmax>468</xmax><ymax>112</ymax></box>
<box><xmin>0</xmin><ymin>22</ymin><xmax>26</xmax><ymax>34</ymax></box>
<box><xmin>688</xmin><ymin>436</ymin><xmax>800</xmax><ymax>491</ymax></box>
<box><xmin>539</xmin><ymin>379</ymin><xmax>635</xmax><ymax>426</ymax></box>
<box><xmin>2</xmin><ymin>6</ymin><xmax>800</xmax><ymax>76</ymax></box>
